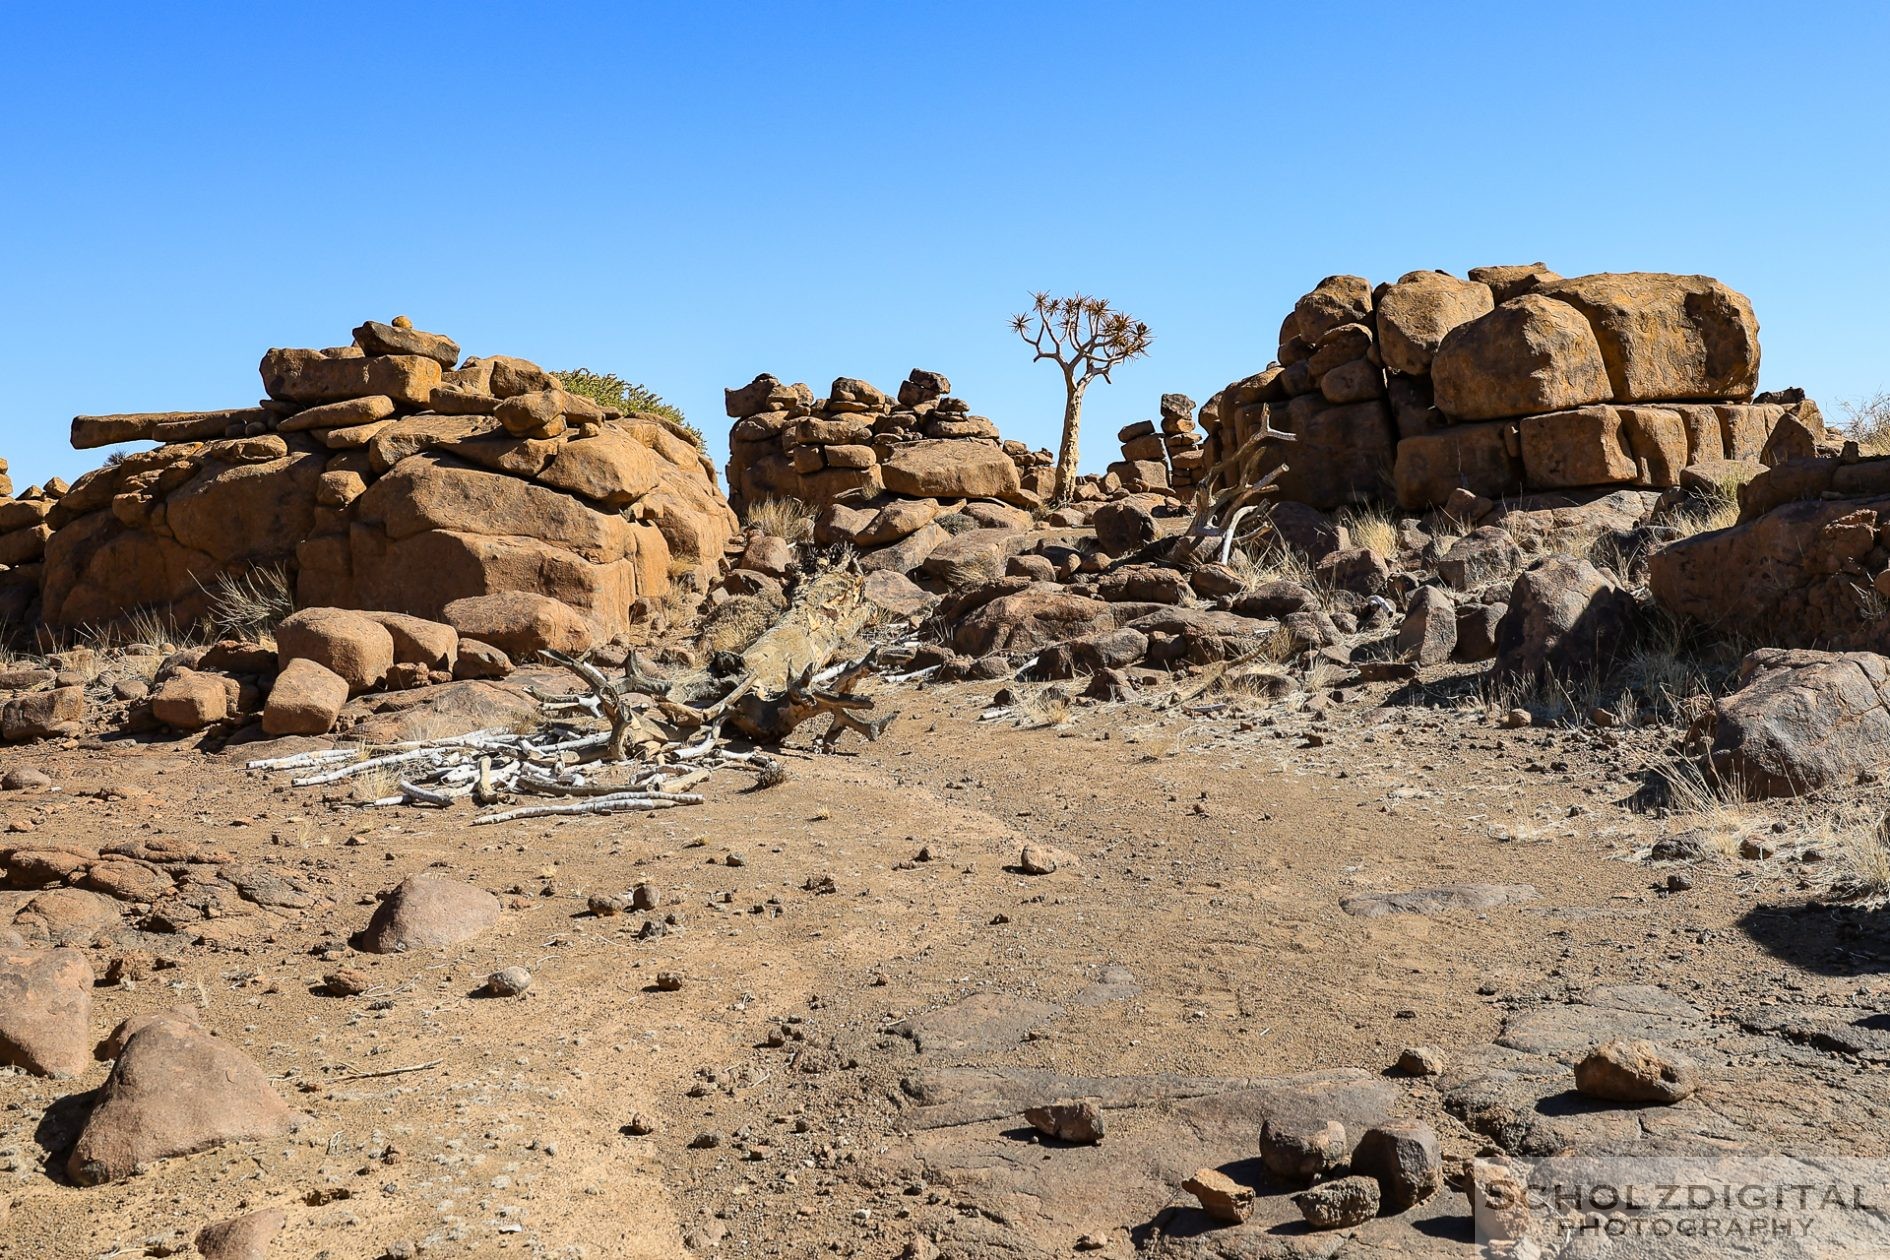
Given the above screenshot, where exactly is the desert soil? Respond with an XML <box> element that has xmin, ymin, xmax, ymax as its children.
<box><xmin>4</xmin><ymin>668</ymin><xmax>1887</xmax><ymax>1258</ymax></box>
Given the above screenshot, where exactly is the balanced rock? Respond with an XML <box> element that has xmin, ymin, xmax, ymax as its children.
<box><xmin>1432</xmin><ymin>294</ymin><xmax>1613</xmax><ymax>422</ymax></box>
<box><xmin>358</xmin><ymin>873</ymin><xmax>500</xmax><ymax>954</ymax></box>
<box><xmin>68</xmin><ymin>1016</ymin><xmax>294</xmax><ymax>1185</ymax></box>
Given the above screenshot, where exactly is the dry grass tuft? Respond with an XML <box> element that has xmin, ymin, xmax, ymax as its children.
<box><xmin>1664</xmin><ymin>480</ymin><xmax>1742</xmax><ymax>541</ymax></box>
<box><xmin>1013</xmin><ymin>686</ymin><xmax>1073</xmax><ymax>729</ymax></box>
<box><xmin>1843</xmin><ymin>390</ymin><xmax>1890</xmax><ymax>456</ymax></box>
<box><xmin>697</xmin><ymin>594</ymin><xmax>781</xmax><ymax>657</ymax></box>
<box><xmin>1822</xmin><ymin>813</ymin><xmax>1890</xmax><ymax>902</ymax></box>
<box><xmin>201</xmin><ymin>564</ymin><xmax>294</xmax><ymax>643</ymax></box>
<box><xmin>744</xmin><ymin>497</ymin><xmax>815</xmax><ymax>544</ymax></box>
<box><xmin>1337</xmin><ymin>504</ymin><xmax>1400</xmax><ymax>559</ymax></box>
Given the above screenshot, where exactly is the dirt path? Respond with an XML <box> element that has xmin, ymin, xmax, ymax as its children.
<box><xmin>3</xmin><ymin>675</ymin><xmax>1883</xmax><ymax>1257</ymax></box>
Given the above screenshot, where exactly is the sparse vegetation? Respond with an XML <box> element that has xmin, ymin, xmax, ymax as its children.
<box><xmin>1842</xmin><ymin>390</ymin><xmax>1890</xmax><ymax>455</ymax></box>
<box><xmin>554</xmin><ymin>368</ymin><xmax>703</xmax><ymax>448</ymax></box>
<box><xmin>1337</xmin><ymin>504</ymin><xmax>1399</xmax><ymax>559</ymax></box>
<box><xmin>199</xmin><ymin>564</ymin><xmax>294</xmax><ymax>644</ymax></box>
<box><xmin>1013</xmin><ymin>685</ymin><xmax>1073</xmax><ymax>729</ymax></box>
<box><xmin>1010</xmin><ymin>293</ymin><xmax>1153</xmax><ymax>503</ymax></box>
<box><xmin>1663</xmin><ymin>476</ymin><xmax>1742</xmax><ymax>540</ymax></box>
<box><xmin>743</xmin><ymin>496</ymin><xmax>816</xmax><ymax>544</ymax></box>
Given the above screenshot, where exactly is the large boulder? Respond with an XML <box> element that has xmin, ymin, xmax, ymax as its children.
<box><xmin>441</xmin><ymin>592</ymin><xmax>593</xmax><ymax>660</ymax></box>
<box><xmin>1494</xmin><ymin>555</ymin><xmax>1638</xmax><ymax>683</ymax></box>
<box><xmin>1432</xmin><ymin>294</ymin><xmax>1613</xmax><ymax>422</ymax></box>
<box><xmin>358</xmin><ymin>873</ymin><xmax>500</xmax><ymax>954</ymax></box>
<box><xmin>879</xmin><ymin>440</ymin><xmax>1023</xmax><ymax>501</ymax></box>
<box><xmin>1708</xmin><ymin>649</ymin><xmax>1890</xmax><ymax>798</ymax></box>
<box><xmin>259</xmin><ymin>348</ymin><xmax>441</xmax><ymax>408</ymax></box>
<box><xmin>150</xmin><ymin>668</ymin><xmax>238</xmax><ymax>731</ymax></box>
<box><xmin>1535</xmin><ymin>273</ymin><xmax>1760</xmax><ymax>403</ymax></box>
<box><xmin>1274</xmin><ymin>398</ymin><xmax>1397</xmax><ymax>509</ymax></box>
<box><xmin>68</xmin><ymin>1016</ymin><xmax>295</xmax><ymax>1185</ymax></box>
<box><xmin>261</xmin><ymin>658</ymin><xmax>350</xmax><ymax>736</ymax></box>
<box><xmin>1291</xmin><ymin>275</ymin><xmax>1374</xmax><ymax>345</ymax></box>
<box><xmin>1392</xmin><ymin>421</ymin><xmax>1522</xmax><ymax>509</ymax></box>
<box><xmin>1375</xmin><ymin>271</ymin><xmax>1495</xmax><ymax>376</ymax></box>
<box><xmin>275</xmin><ymin>607</ymin><xmax>395</xmax><ymax>693</ymax></box>
<box><xmin>0</xmin><ymin>947</ymin><xmax>93</xmax><ymax>1077</ymax></box>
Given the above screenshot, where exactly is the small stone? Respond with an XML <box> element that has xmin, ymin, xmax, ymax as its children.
<box><xmin>588</xmin><ymin>893</ymin><xmax>630</xmax><ymax>916</ymax></box>
<box><xmin>1666</xmin><ymin>872</ymin><xmax>1693</xmax><ymax>892</ymax></box>
<box><xmin>622</xmin><ymin>1113</ymin><xmax>656</xmax><ymax>1136</ymax></box>
<box><xmin>1023</xmin><ymin>1099</ymin><xmax>1104</xmax><ymax>1144</ymax></box>
<box><xmin>654</xmin><ymin>971</ymin><xmax>684</xmax><ymax>991</ymax></box>
<box><xmin>1395</xmin><ymin>1045</ymin><xmax>1447</xmax><ymax>1077</ymax></box>
<box><xmin>322</xmin><ymin>969</ymin><xmax>370</xmax><ymax>997</ymax></box>
<box><xmin>1294</xmin><ymin>1175</ymin><xmax>1380</xmax><ymax>1229</ymax></box>
<box><xmin>725</xmin><ymin>852</ymin><xmax>746</xmax><ymax>868</ymax></box>
<box><xmin>632</xmin><ymin>883</ymin><xmax>660</xmax><ymax>910</ymax></box>
<box><xmin>485</xmin><ymin>966</ymin><xmax>532</xmax><ymax>997</ymax></box>
<box><xmin>688</xmin><ymin>1130</ymin><xmax>722</xmax><ymax>1149</ymax></box>
<box><xmin>1018</xmin><ymin>845</ymin><xmax>1059</xmax><ymax>876</ymax></box>
<box><xmin>1259</xmin><ymin>1116</ymin><xmax>1346</xmax><ymax>1180</ymax></box>
<box><xmin>1574</xmin><ymin>1039</ymin><xmax>1699</xmax><ymax>1104</ymax></box>
<box><xmin>1739</xmin><ymin>835</ymin><xmax>1776</xmax><ymax>860</ymax></box>
<box><xmin>1352</xmin><ymin>1121</ymin><xmax>1442</xmax><ymax>1210</ymax></box>
<box><xmin>1182</xmin><ymin>1167</ymin><xmax>1254</xmax><ymax>1223</ymax></box>
<box><xmin>1500</xmin><ymin>707</ymin><xmax>1532</xmax><ymax>729</ymax></box>
<box><xmin>1075</xmin><ymin>1234</ymin><xmax>1108</xmax><ymax>1252</ymax></box>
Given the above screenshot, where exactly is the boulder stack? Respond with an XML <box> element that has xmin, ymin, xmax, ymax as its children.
<box><xmin>34</xmin><ymin>319</ymin><xmax>736</xmax><ymax>638</ymax></box>
<box><xmin>1198</xmin><ymin>269</ymin><xmax>1816</xmax><ymax>511</ymax></box>
<box><xmin>724</xmin><ymin>370</ymin><xmax>1051</xmax><ymax>513</ymax></box>
<box><xmin>1110</xmin><ymin>393</ymin><xmax>1205</xmax><ymax>498</ymax></box>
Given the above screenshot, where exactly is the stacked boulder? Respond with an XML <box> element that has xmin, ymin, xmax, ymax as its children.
<box><xmin>1200</xmin><ymin>268</ymin><xmax>1819</xmax><ymax>511</ymax></box>
<box><xmin>39</xmin><ymin>319</ymin><xmax>735</xmax><ymax>638</ymax></box>
<box><xmin>724</xmin><ymin>370</ymin><xmax>1052</xmax><ymax>513</ymax></box>
<box><xmin>1110</xmin><ymin>394</ymin><xmax>1205</xmax><ymax>498</ymax></box>
<box><xmin>0</xmin><ymin>469</ymin><xmax>69</xmax><ymax>624</ymax></box>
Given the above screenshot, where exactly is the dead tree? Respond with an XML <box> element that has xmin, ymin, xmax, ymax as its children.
<box><xmin>1011</xmin><ymin>293</ymin><xmax>1153</xmax><ymax>503</ymax></box>
<box><xmin>1178</xmin><ymin>391</ymin><xmax>1299</xmax><ymax>564</ymax></box>
<box><xmin>544</xmin><ymin>568</ymin><xmax>897</xmax><ymax>754</ymax></box>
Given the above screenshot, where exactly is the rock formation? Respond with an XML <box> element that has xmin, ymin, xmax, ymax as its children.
<box><xmin>724</xmin><ymin>370</ymin><xmax>1052</xmax><ymax>513</ymax></box>
<box><xmin>1198</xmin><ymin>268</ymin><xmax>1818</xmax><ymax>511</ymax></box>
<box><xmin>14</xmin><ymin>318</ymin><xmax>736</xmax><ymax>639</ymax></box>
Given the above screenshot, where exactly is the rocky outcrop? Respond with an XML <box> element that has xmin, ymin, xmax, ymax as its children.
<box><xmin>1199</xmin><ymin>269</ymin><xmax>1811</xmax><ymax>513</ymax></box>
<box><xmin>724</xmin><ymin>369</ymin><xmax>1050</xmax><ymax>513</ymax></box>
<box><xmin>27</xmin><ymin>318</ymin><xmax>737</xmax><ymax>640</ymax></box>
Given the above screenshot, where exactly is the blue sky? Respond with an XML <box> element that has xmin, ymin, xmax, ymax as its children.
<box><xmin>3</xmin><ymin>1</ymin><xmax>1887</xmax><ymax>488</ymax></box>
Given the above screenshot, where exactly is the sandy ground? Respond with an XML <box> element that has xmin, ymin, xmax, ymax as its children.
<box><xmin>2</xmin><ymin>667</ymin><xmax>1885</xmax><ymax>1259</ymax></box>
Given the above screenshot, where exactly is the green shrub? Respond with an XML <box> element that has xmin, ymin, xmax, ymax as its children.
<box><xmin>554</xmin><ymin>368</ymin><xmax>703</xmax><ymax>448</ymax></box>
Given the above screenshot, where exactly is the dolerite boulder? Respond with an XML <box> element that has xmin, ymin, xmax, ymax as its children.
<box><xmin>262</xmin><ymin>658</ymin><xmax>350</xmax><ymax>736</ymax></box>
<box><xmin>0</xmin><ymin>947</ymin><xmax>93</xmax><ymax>1077</ymax></box>
<box><xmin>880</xmin><ymin>440</ymin><xmax>1024</xmax><ymax>501</ymax></box>
<box><xmin>274</xmin><ymin>607</ymin><xmax>395</xmax><ymax>693</ymax></box>
<box><xmin>68</xmin><ymin>1016</ymin><xmax>294</xmax><ymax>1185</ymax></box>
<box><xmin>1432</xmin><ymin>294</ymin><xmax>1613</xmax><ymax>421</ymax></box>
<box><xmin>1375</xmin><ymin>271</ymin><xmax>1495</xmax><ymax>376</ymax></box>
<box><xmin>1495</xmin><ymin>555</ymin><xmax>1638</xmax><ymax>683</ymax></box>
<box><xmin>1534</xmin><ymin>273</ymin><xmax>1760</xmax><ymax>403</ymax></box>
<box><xmin>358</xmin><ymin>873</ymin><xmax>500</xmax><ymax>953</ymax></box>
<box><xmin>1707</xmin><ymin>649</ymin><xmax>1890</xmax><ymax>798</ymax></box>
<box><xmin>952</xmin><ymin>590</ymin><xmax>1153</xmax><ymax>657</ymax></box>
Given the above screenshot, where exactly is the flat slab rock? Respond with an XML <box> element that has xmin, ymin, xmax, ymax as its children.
<box><xmin>890</xmin><ymin>992</ymin><xmax>1065</xmax><ymax>1058</ymax></box>
<box><xmin>898</xmin><ymin>1067</ymin><xmax>1440</xmax><ymax>1259</ymax></box>
<box><xmin>1338</xmin><ymin>883</ymin><xmax>1538</xmax><ymax>919</ymax></box>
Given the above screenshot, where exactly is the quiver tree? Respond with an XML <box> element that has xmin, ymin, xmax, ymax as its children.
<box><xmin>1010</xmin><ymin>293</ymin><xmax>1153</xmax><ymax>503</ymax></box>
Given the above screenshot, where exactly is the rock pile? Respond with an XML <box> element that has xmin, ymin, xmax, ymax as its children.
<box><xmin>1109</xmin><ymin>393</ymin><xmax>1205</xmax><ymax>498</ymax></box>
<box><xmin>33</xmin><ymin>318</ymin><xmax>735</xmax><ymax>637</ymax></box>
<box><xmin>723</xmin><ymin>370</ymin><xmax>1051</xmax><ymax>513</ymax></box>
<box><xmin>0</xmin><ymin>471</ymin><xmax>69</xmax><ymax>624</ymax></box>
<box><xmin>1200</xmin><ymin>269</ymin><xmax>1820</xmax><ymax>510</ymax></box>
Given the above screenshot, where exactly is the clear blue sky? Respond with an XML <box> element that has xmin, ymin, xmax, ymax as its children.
<box><xmin>3</xmin><ymin>1</ymin><xmax>1887</xmax><ymax>489</ymax></box>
